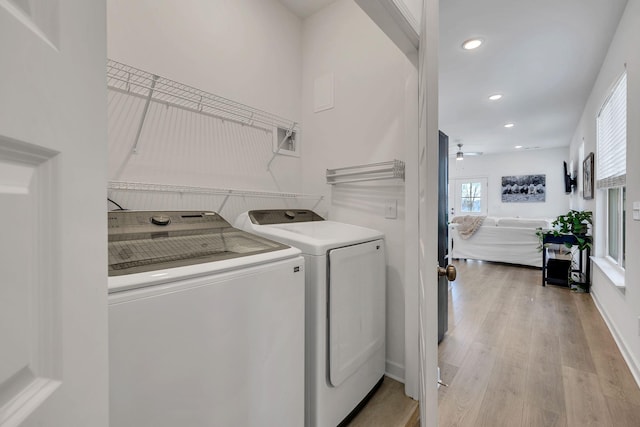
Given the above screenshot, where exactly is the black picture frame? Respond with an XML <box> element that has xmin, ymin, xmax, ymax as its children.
<box><xmin>501</xmin><ymin>174</ymin><xmax>546</xmax><ymax>203</ymax></box>
<box><xmin>583</xmin><ymin>152</ymin><xmax>594</xmax><ymax>200</ymax></box>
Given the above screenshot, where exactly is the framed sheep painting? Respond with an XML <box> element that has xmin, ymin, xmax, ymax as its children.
<box><xmin>501</xmin><ymin>174</ymin><xmax>546</xmax><ymax>202</ymax></box>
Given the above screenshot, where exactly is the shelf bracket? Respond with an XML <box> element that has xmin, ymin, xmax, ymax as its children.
<box><xmin>132</xmin><ymin>74</ymin><xmax>158</xmax><ymax>154</ymax></box>
<box><xmin>113</xmin><ymin>74</ymin><xmax>158</xmax><ymax>180</ymax></box>
<box><xmin>311</xmin><ymin>197</ymin><xmax>323</xmax><ymax>211</ymax></box>
<box><xmin>217</xmin><ymin>190</ymin><xmax>232</xmax><ymax>213</ymax></box>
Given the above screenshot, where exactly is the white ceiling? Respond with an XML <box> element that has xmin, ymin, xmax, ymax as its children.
<box><xmin>439</xmin><ymin>0</ymin><xmax>628</xmax><ymax>156</ymax></box>
<box><xmin>280</xmin><ymin>0</ymin><xmax>629</xmax><ymax>156</ymax></box>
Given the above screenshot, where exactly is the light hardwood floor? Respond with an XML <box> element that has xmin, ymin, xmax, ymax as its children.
<box><xmin>438</xmin><ymin>260</ymin><xmax>640</xmax><ymax>427</ymax></box>
<box><xmin>346</xmin><ymin>376</ymin><xmax>419</xmax><ymax>427</ymax></box>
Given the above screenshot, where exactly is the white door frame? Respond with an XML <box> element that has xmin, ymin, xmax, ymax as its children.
<box><xmin>355</xmin><ymin>1</ymin><xmax>439</xmax><ymax>426</ymax></box>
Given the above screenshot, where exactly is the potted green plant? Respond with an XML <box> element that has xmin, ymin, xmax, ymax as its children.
<box><xmin>552</xmin><ymin>209</ymin><xmax>592</xmax><ymax>237</ymax></box>
<box><xmin>536</xmin><ymin>210</ymin><xmax>592</xmax><ymax>293</ymax></box>
<box><xmin>536</xmin><ymin>210</ymin><xmax>592</xmax><ymax>251</ymax></box>
<box><xmin>553</xmin><ymin>210</ymin><xmax>592</xmax><ymax>251</ymax></box>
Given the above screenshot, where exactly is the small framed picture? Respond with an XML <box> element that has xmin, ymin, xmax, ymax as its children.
<box><xmin>583</xmin><ymin>152</ymin><xmax>594</xmax><ymax>200</ymax></box>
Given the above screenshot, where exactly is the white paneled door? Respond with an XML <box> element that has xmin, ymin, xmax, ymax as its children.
<box><xmin>0</xmin><ymin>1</ymin><xmax>108</xmax><ymax>426</ymax></box>
<box><xmin>418</xmin><ymin>0</ymin><xmax>439</xmax><ymax>426</ymax></box>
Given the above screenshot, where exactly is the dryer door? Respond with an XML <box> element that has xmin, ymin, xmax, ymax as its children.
<box><xmin>328</xmin><ymin>239</ymin><xmax>385</xmax><ymax>387</ymax></box>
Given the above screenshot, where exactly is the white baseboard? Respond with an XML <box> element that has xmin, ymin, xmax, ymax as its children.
<box><xmin>591</xmin><ymin>290</ymin><xmax>640</xmax><ymax>389</ymax></box>
<box><xmin>385</xmin><ymin>360</ymin><xmax>405</xmax><ymax>383</ymax></box>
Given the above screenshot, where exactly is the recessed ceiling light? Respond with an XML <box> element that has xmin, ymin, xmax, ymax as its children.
<box><xmin>515</xmin><ymin>145</ymin><xmax>523</xmax><ymax>149</ymax></box>
<box><xmin>489</xmin><ymin>94</ymin><xmax>502</xmax><ymax>101</ymax></box>
<box><xmin>504</xmin><ymin>123</ymin><xmax>515</xmax><ymax>128</ymax></box>
<box><xmin>462</xmin><ymin>38</ymin><xmax>483</xmax><ymax>50</ymax></box>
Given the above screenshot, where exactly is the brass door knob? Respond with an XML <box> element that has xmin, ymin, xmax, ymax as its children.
<box><xmin>437</xmin><ymin>264</ymin><xmax>457</xmax><ymax>281</ymax></box>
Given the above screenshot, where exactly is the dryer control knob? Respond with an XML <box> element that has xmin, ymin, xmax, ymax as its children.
<box><xmin>285</xmin><ymin>210</ymin><xmax>296</xmax><ymax>220</ymax></box>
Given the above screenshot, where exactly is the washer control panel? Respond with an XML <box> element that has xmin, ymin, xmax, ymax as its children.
<box><xmin>108</xmin><ymin>211</ymin><xmax>229</xmax><ymax>236</ymax></box>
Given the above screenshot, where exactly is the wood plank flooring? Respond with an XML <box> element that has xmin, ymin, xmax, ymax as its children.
<box><xmin>346</xmin><ymin>376</ymin><xmax>419</xmax><ymax>427</ymax></box>
<box><xmin>439</xmin><ymin>260</ymin><xmax>640</xmax><ymax>427</ymax></box>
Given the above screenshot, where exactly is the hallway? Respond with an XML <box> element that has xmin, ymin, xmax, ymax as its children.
<box><xmin>438</xmin><ymin>260</ymin><xmax>640</xmax><ymax>426</ymax></box>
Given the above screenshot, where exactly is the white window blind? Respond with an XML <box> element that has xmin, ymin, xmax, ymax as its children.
<box><xmin>597</xmin><ymin>72</ymin><xmax>626</xmax><ymax>188</ymax></box>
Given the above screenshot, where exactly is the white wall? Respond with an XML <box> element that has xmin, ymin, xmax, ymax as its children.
<box><xmin>107</xmin><ymin>0</ymin><xmax>418</xmax><ymax>386</ymax></box>
<box><xmin>106</xmin><ymin>0</ymin><xmax>306</xmax><ymax>219</ymax></box>
<box><xmin>568</xmin><ymin>0</ymin><xmax>640</xmax><ymax>383</ymax></box>
<box><xmin>300</xmin><ymin>0</ymin><xmax>418</xmax><ymax>382</ymax></box>
<box><xmin>448</xmin><ymin>147</ymin><xmax>570</xmax><ymax>219</ymax></box>
<box><xmin>107</xmin><ymin>0</ymin><xmax>302</xmax><ymax>120</ymax></box>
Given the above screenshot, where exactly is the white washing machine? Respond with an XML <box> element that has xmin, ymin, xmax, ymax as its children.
<box><xmin>235</xmin><ymin>209</ymin><xmax>386</xmax><ymax>427</ymax></box>
<box><xmin>108</xmin><ymin>210</ymin><xmax>305</xmax><ymax>427</ymax></box>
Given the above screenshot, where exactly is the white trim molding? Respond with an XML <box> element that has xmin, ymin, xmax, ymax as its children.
<box><xmin>591</xmin><ymin>290</ymin><xmax>640</xmax><ymax>389</ymax></box>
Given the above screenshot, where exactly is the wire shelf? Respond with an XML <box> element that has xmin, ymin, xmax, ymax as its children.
<box><xmin>107</xmin><ymin>59</ymin><xmax>299</xmax><ymax>133</ymax></box>
<box><xmin>108</xmin><ymin>181</ymin><xmax>322</xmax><ymax>200</ymax></box>
<box><xmin>326</xmin><ymin>160</ymin><xmax>405</xmax><ymax>185</ymax></box>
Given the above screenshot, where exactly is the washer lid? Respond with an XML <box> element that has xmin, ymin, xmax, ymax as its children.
<box><xmin>108</xmin><ymin>246</ymin><xmax>302</xmax><ymax>293</ymax></box>
<box><xmin>235</xmin><ymin>211</ymin><xmax>384</xmax><ymax>255</ymax></box>
<box><xmin>108</xmin><ymin>211</ymin><xmax>292</xmax><ymax>277</ymax></box>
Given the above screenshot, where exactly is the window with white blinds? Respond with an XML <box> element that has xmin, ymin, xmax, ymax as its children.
<box><xmin>596</xmin><ymin>72</ymin><xmax>627</xmax><ymax>188</ymax></box>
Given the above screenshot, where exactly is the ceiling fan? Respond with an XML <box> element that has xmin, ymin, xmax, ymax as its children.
<box><xmin>455</xmin><ymin>143</ymin><xmax>483</xmax><ymax>160</ymax></box>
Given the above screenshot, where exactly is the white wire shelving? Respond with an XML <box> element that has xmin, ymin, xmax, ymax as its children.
<box><xmin>326</xmin><ymin>160</ymin><xmax>406</xmax><ymax>185</ymax></box>
<box><xmin>106</xmin><ymin>59</ymin><xmax>299</xmax><ymax>133</ymax></box>
<box><xmin>108</xmin><ymin>181</ymin><xmax>324</xmax><ymax>212</ymax></box>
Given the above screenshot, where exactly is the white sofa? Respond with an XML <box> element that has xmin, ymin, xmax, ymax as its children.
<box><xmin>449</xmin><ymin>217</ymin><xmax>554</xmax><ymax>268</ymax></box>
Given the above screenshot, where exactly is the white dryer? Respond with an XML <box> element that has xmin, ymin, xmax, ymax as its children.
<box><xmin>235</xmin><ymin>209</ymin><xmax>386</xmax><ymax>427</ymax></box>
<box><xmin>108</xmin><ymin>211</ymin><xmax>305</xmax><ymax>427</ymax></box>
